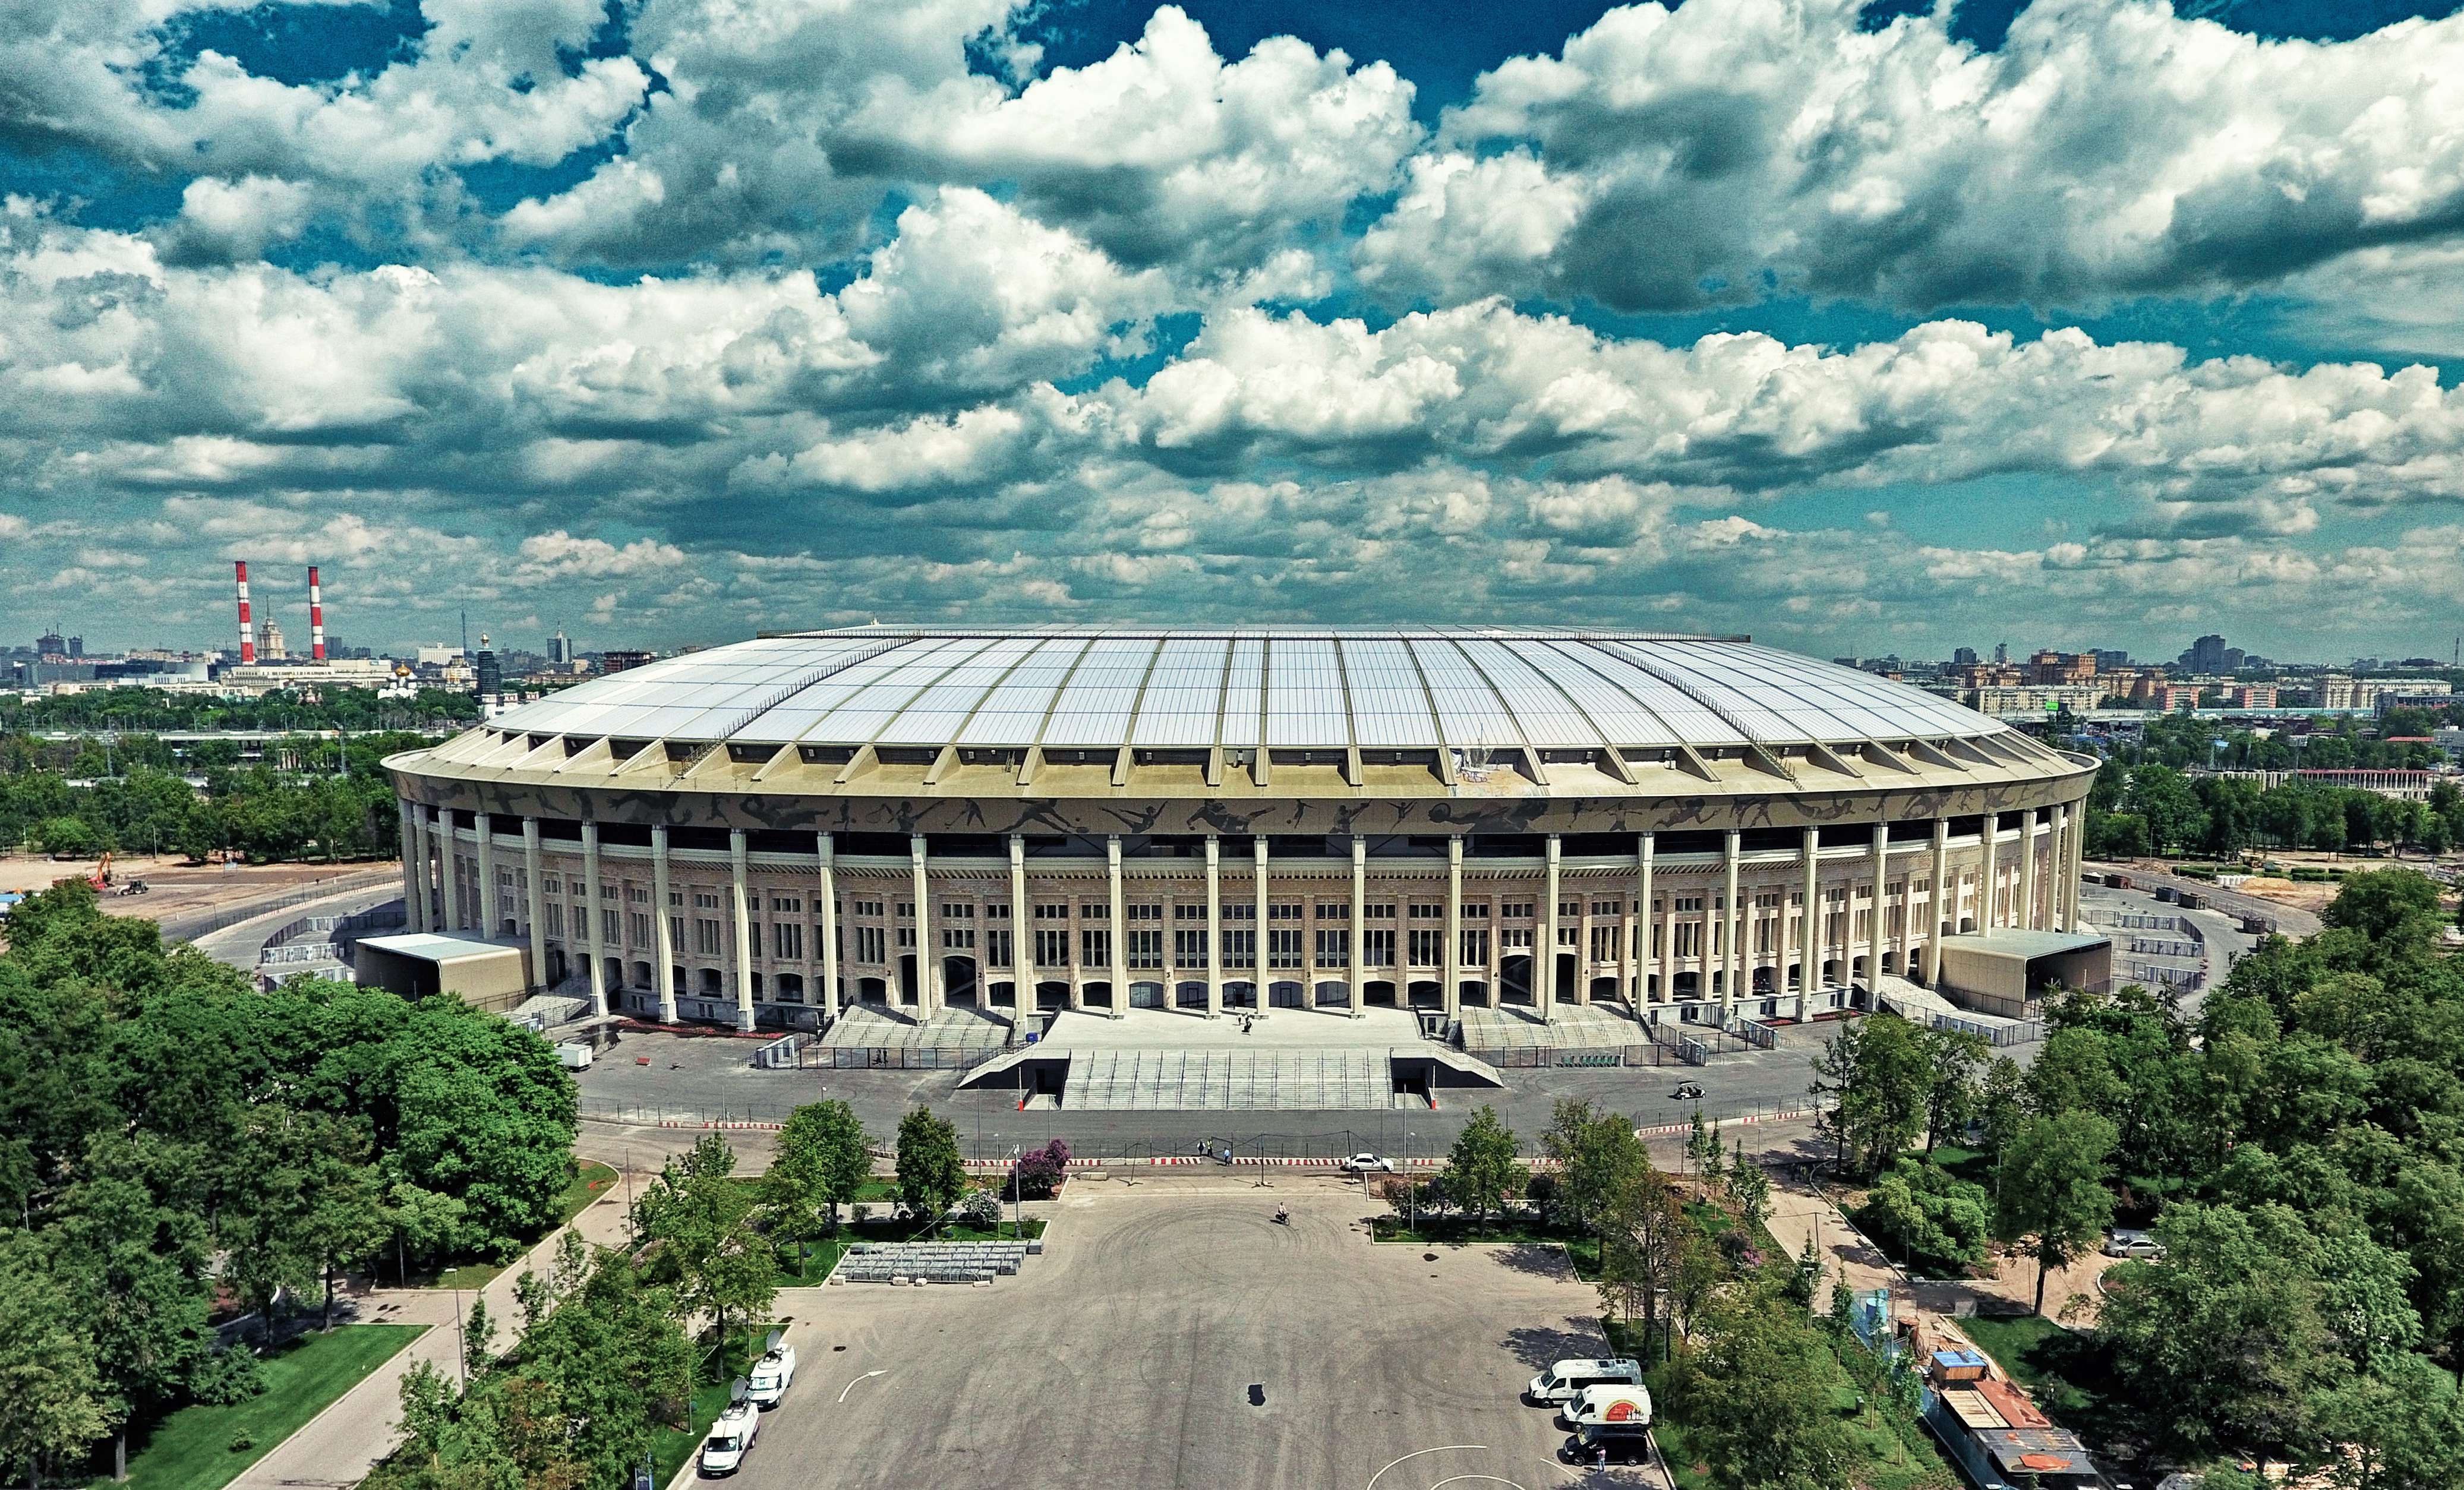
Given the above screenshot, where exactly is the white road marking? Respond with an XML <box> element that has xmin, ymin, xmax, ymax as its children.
<box><xmin>1365</xmin><ymin>1445</ymin><xmax>1487</xmax><ymax>1490</ymax></box>
<box><xmin>837</xmin><ymin>1370</ymin><xmax>885</xmax><ymax>1403</ymax></box>
<box><xmin>1426</xmin><ymin>1476</ymin><xmax>1528</xmax><ymax>1490</ymax></box>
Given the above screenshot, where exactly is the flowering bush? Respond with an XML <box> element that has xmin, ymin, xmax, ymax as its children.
<box><xmin>1009</xmin><ymin>1139</ymin><xmax>1072</xmax><ymax>1200</ymax></box>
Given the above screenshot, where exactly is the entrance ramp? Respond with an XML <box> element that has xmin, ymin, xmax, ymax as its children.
<box><xmin>1061</xmin><ymin>1047</ymin><xmax>1393</xmax><ymax>1111</ymax></box>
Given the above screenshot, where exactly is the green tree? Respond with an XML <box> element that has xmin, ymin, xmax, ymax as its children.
<box><xmin>1539</xmin><ymin>1099</ymin><xmax>1645</xmax><ymax>1234</ymax></box>
<box><xmin>1810</xmin><ymin>1014</ymin><xmax>1929</xmax><ymax>1178</ymax></box>
<box><xmin>54</xmin><ymin>1164</ymin><xmax>210</xmax><ymax>1481</ymax></box>
<box><xmin>633</xmin><ymin>1134</ymin><xmax>772</xmax><ymax>1363</ymax></box>
<box><xmin>1597</xmin><ymin>1160</ymin><xmax>1684</xmax><ymax>1355</ymax></box>
<box><xmin>763</xmin><ymin>1100</ymin><xmax>872</xmax><ymax>1263</ymax></box>
<box><xmin>1725</xmin><ymin>1139</ymin><xmax>1771</xmax><ymax>1233</ymax></box>
<box><xmin>0</xmin><ymin>1233</ymin><xmax>111</xmax><ymax>1490</ymax></box>
<box><xmin>1993</xmin><ymin>1111</ymin><xmax>2118</xmax><ymax>1314</ymax></box>
<box><xmin>1442</xmin><ymin>1106</ymin><xmax>1525</xmax><ymax>1232</ymax></box>
<box><xmin>892</xmin><ymin>1108</ymin><xmax>965</xmax><ymax>1225</ymax></box>
<box><xmin>463</xmin><ymin>1296</ymin><xmax>496</xmax><ymax>1378</ymax></box>
<box><xmin>1851</xmin><ymin>1157</ymin><xmax>1991</xmax><ymax>1271</ymax></box>
<box><xmin>2127</xmin><ymin>763</ymin><xmax>2209</xmax><ymax>853</ymax></box>
<box><xmin>1667</xmin><ymin>1292</ymin><xmax>1855</xmax><ymax>1489</ymax></box>
<box><xmin>1915</xmin><ymin>1025</ymin><xmax>1989</xmax><ymax>1153</ymax></box>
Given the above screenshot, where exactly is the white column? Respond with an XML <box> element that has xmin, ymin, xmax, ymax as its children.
<box><xmin>1636</xmin><ymin>834</ymin><xmax>1655</xmax><ymax>1008</ymax></box>
<box><xmin>910</xmin><ymin>834</ymin><xmax>937</xmax><ymax>1022</ymax></box>
<box><xmin>1927</xmin><ymin>819</ymin><xmax>1949</xmax><ymax>985</ymax></box>
<box><xmin>1542</xmin><ymin>833</ymin><xmax>1561</xmax><ymax>1022</ymax></box>
<box><xmin>730</xmin><ymin>829</ymin><xmax>755</xmax><ymax>1032</ymax></box>
<box><xmin>580</xmin><ymin>821</ymin><xmax>605</xmax><ymax>1014</ymax></box>
<box><xmin>1349</xmin><ymin>835</ymin><xmax>1367</xmax><ymax>1018</ymax></box>
<box><xmin>1255</xmin><ymin>836</ymin><xmax>1272</xmax><ymax>1017</ymax></box>
<box><xmin>2018</xmin><ymin>809</ymin><xmax>2038</xmax><ymax>932</ymax></box>
<box><xmin>1445</xmin><ymin>836</ymin><xmax>1464</xmax><ymax>1022</ymax></box>
<box><xmin>1801</xmin><ymin>827</ymin><xmax>1819</xmax><ymax>997</ymax></box>
<box><xmin>522</xmin><ymin>818</ymin><xmax>547</xmax><ymax>999</ymax></box>
<box><xmin>820</xmin><ymin>832</ymin><xmax>843</xmax><ymax>1028</ymax></box>
<box><xmin>1869</xmin><ymin>822</ymin><xmax>1889</xmax><ymax>994</ymax></box>
<box><xmin>477</xmin><ymin>812</ymin><xmax>499</xmax><ymax>938</ymax></box>
<box><xmin>2052</xmin><ymin>804</ymin><xmax>2072</xmax><ymax>932</ymax></box>
<box><xmin>1204</xmin><ymin>835</ymin><xmax>1223</xmax><ymax>1018</ymax></box>
<box><xmin>1721</xmin><ymin>830</ymin><xmax>1741</xmax><ymax>1024</ymax></box>
<box><xmin>398</xmin><ymin>800</ymin><xmax>424</xmax><ymax>933</ymax></box>
<box><xmin>441</xmin><ymin>812</ymin><xmax>465</xmax><ymax>932</ymax></box>
<box><xmin>652</xmin><ymin>824</ymin><xmax>677</xmax><ymax>1024</ymax></box>
<box><xmin>1007</xmin><ymin>834</ymin><xmax>1028</xmax><ymax>1026</ymax></box>
<box><xmin>2067</xmin><ymin>798</ymin><xmax>2088</xmax><ymax>932</ymax></box>
<box><xmin>1982</xmin><ymin>813</ymin><xmax>2001</xmax><ymax>930</ymax></box>
<box><xmin>1106</xmin><ymin>835</ymin><xmax>1127</xmax><ymax>1018</ymax></box>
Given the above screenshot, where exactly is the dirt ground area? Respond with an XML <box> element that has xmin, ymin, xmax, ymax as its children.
<box><xmin>0</xmin><ymin>853</ymin><xmax>392</xmax><ymax>924</ymax></box>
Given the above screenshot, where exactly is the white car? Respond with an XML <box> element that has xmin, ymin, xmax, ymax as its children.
<box><xmin>1340</xmin><ymin>1153</ymin><xmax>1395</xmax><ymax>1173</ymax></box>
<box><xmin>699</xmin><ymin>1403</ymin><xmax>759</xmax><ymax>1476</ymax></box>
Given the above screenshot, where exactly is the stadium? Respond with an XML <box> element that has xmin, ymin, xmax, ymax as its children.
<box><xmin>382</xmin><ymin>626</ymin><xmax>2099</xmax><ymax>1057</ymax></box>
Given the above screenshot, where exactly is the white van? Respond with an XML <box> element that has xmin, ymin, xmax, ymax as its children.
<box><xmin>1567</xmin><ymin>1383</ymin><xmax>1652</xmax><ymax>1428</ymax></box>
<box><xmin>1527</xmin><ymin>1358</ymin><xmax>1642</xmax><ymax>1406</ymax></box>
<box><xmin>699</xmin><ymin>1403</ymin><xmax>759</xmax><ymax>1476</ymax></box>
<box><xmin>747</xmin><ymin>1344</ymin><xmax>796</xmax><ymax>1408</ymax></box>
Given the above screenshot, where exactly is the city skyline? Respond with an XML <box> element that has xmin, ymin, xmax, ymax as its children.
<box><xmin>6</xmin><ymin>1</ymin><xmax>2464</xmax><ymax>655</ymax></box>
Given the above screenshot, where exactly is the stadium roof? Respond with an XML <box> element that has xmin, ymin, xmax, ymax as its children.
<box><xmin>496</xmin><ymin>627</ymin><xmax>2012</xmax><ymax>753</ymax></box>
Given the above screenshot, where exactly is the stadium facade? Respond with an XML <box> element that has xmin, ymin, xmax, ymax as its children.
<box><xmin>382</xmin><ymin>627</ymin><xmax>2097</xmax><ymax>1033</ymax></box>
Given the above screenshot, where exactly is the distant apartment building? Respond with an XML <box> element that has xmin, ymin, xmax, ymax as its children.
<box><xmin>598</xmin><ymin>649</ymin><xmax>658</xmax><ymax>675</ymax></box>
<box><xmin>1969</xmin><ymin>685</ymin><xmax>2106</xmax><ymax>715</ymax></box>
<box><xmin>2028</xmin><ymin>650</ymin><xmax>2097</xmax><ymax>686</ymax></box>
<box><xmin>2157</xmin><ymin>685</ymin><xmax>2201</xmax><ymax>712</ymax></box>
<box><xmin>2223</xmin><ymin>684</ymin><xmax>2278</xmax><ymax>709</ymax></box>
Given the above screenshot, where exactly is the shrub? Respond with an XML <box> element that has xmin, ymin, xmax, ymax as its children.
<box><xmin>190</xmin><ymin>1346</ymin><xmax>267</xmax><ymax>1406</ymax></box>
<box><xmin>1008</xmin><ymin>1139</ymin><xmax>1071</xmax><ymax>1201</ymax></box>
<box><xmin>960</xmin><ymin>1189</ymin><xmax>1001</xmax><ymax>1225</ymax></box>
<box><xmin>1850</xmin><ymin>1156</ymin><xmax>1992</xmax><ymax>1271</ymax></box>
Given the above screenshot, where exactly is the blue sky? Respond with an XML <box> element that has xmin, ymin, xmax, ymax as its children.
<box><xmin>5</xmin><ymin>0</ymin><xmax>2464</xmax><ymax>665</ymax></box>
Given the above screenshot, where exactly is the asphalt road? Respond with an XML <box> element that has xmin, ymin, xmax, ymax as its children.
<box><xmin>728</xmin><ymin>1176</ymin><xmax>1624</xmax><ymax>1490</ymax></box>
<box><xmin>575</xmin><ymin>1028</ymin><xmax>1855</xmax><ymax>1161</ymax></box>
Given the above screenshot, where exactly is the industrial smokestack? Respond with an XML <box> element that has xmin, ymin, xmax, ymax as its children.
<box><xmin>308</xmin><ymin>566</ymin><xmax>326</xmax><ymax>661</ymax></box>
<box><xmin>235</xmin><ymin>560</ymin><xmax>255</xmax><ymax>665</ymax></box>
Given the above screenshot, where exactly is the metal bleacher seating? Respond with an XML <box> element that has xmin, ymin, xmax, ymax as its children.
<box><xmin>833</xmin><ymin>1239</ymin><xmax>1037</xmax><ymax>1284</ymax></box>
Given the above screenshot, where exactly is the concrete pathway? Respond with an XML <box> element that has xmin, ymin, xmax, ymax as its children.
<box><xmin>228</xmin><ymin>1152</ymin><xmax>646</xmax><ymax>1490</ymax></box>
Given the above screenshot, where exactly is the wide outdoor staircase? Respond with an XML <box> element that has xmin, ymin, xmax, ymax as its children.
<box><xmin>833</xmin><ymin>1239</ymin><xmax>1039</xmax><ymax>1284</ymax></box>
<box><xmin>1059</xmin><ymin>1048</ymin><xmax>1390</xmax><ymax>1110</ymax></box>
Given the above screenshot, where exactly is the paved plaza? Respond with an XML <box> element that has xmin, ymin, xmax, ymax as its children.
<box><xmin>737</xmin><ymin>1175</ymin><xmax>1639</xmax><ymax>1490</ymax></box>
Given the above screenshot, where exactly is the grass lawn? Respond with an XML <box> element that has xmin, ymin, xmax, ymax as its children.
<box><xmin>1957</xmin><ymin>1313</ymin><xmax>2116</xmax><ymax>1423</ymax></box>
<box><xmin>557</xmin><ymin>1161</ymin><xmax>621</xmax><ymax>1224</ymax></box>
<box><xmin>108</xmin><ymin>1325</ymin><xmax>427</xmax><ymax>1490</ymax></box>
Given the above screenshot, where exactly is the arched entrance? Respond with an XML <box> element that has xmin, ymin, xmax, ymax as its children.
<box><xmin>547</xmin><ymin>948</ymin><xmax>567</xmax><ymax>984</ymax></box>
<box><xmin>1083</xmin><ymin>980</ymin><xmax>1113</xmax><ymax>1008</ymax></box>
<box><xmin>1589</xmin><ymin>976</ymin><xmax>1619</xmax><ymax>1002</ymax></box>
<box><xmin>1556</xmin><ymin>952</ymin><xmax>1579</xmax><ymax>1002</ymax></box>
<box><xmin>1129</xmin><ymin>980</ymin><xmax>1166</xmax><ymax>1009</ymax></box>
<box><xmin>1036</xmin><ymin>980</ymin><xmax>1070</xmax><ymax>1009</ymax></box>
<box><xmin>1314</xmin><ymin>980</ymin><xmax>1348</xmax><ymax>1006</ymax></box>
<box><xmin>988</xmin><ymin>980</ymin><xmax>1015</xmax><ymax>1006</ymax></box>
<box><xmin>1457</xmin><ymin>979</ymin><xmax>1490</xmax><ymax>1008</ymax></box>
<box><xmin>1175</xmin><ymin>980</ymin><xmax>1207</xmax><ymax>1009</ymax></box>
<box><xmin>944</xmin><ymin>956</ymin><xmax>978</xmax><ymax>1005</ymax></box>
<box><xmin>857</xmin><ymin>976</ymin><xmax>888</xmax><ymax>1003</ymax></box>
<box><xmin>1270</xmin><ymin>980</ymin><xmax>1305</xmax><ymax>1008</ymax></box>
<box><xmin>1408</xmin><ymin>980</ymin><xmax>1443</xmax><ymax>1008</ymax></box>
<box><xmin>1223</xmin><ymin>980</ymin><xmax>1257</xmax><ymax>1009</ymax></box>
<box><xmin>898</xmin><ymin>955</ymin><xmax>919</xmax><ymax>1005</ymax></box>
<box><xmin>1364</xmin><ymin>980</ymin><xmax>1397</xmax><ymax>1006</ymax></box>
<box><xmin>1500</xmin><ymin>955</ymin><xmax>1533</xmax><ymax>1005</ymax></box>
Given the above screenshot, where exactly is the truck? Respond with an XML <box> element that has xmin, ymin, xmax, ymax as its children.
<box><xmin>699</xmin><ymin>1403</ymin><xmax>759</xmax><ymax>1476</ymax></box>
<box><xmin>1566</xmin><ymin>1383</ymin><xmax>1652</xmax><ymax>1428</ymax></box>
<box><xmin>746</xmin><ymin>1343</ymin><xmax>796</xmax><ymax>1408</ymax></box>
<box><xmin>1526</xmin><ymin>1358</ymin><xmax>1642</xmax><ymax>1406</ymax></box>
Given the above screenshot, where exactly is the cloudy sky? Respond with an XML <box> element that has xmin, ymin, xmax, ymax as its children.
<box><xmin>5</xmin><ymin>0</ymin><xmax>2464</xmax><ymax>663</ymax></box>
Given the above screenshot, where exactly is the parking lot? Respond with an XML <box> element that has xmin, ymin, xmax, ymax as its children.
<box><xmin>733</xmin><ymin>1176</ymin><xmax>1625</xmax><ymax>1490</ymax></box>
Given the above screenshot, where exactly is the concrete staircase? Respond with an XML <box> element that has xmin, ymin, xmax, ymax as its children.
<box><xmin>1060</xmin><ymin>1047</ymin><xmax>1392</xmax><ymax>1110</ymax></box>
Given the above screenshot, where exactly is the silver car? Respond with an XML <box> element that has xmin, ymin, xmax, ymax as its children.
<box><xmin>2103</xmin><ymin>1229</ymin><xmax>2164</xmax><ymax>1259</ymax></box>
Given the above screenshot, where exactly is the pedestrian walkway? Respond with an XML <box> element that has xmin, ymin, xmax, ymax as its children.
<box><xmin>227</xmin><ymin>1155</ymin><xmax>641</xmax><ymax>1490</ymax></box>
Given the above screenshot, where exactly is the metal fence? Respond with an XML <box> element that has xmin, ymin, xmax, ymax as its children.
<box><xmin>159</xmin><ymin>868</ymin><xmax>402</xmax><ymax>943</ymax></box>
<box><xmin>1727</xmin><ymin>1018</ymin><xmax>1778</xmax><ymax>1050</ymax></box>
<box><xmin>2095</xmin><ymin>912</ymin><xmax>2181</xmax><ymax>932</ymax></box>
<box><xmin>2127</xmin><ymin>937</ymin><xmax>2202</xmax><ymax>958</ymax></box>
<box><xmin>1919</xmin><ymin>1010</ymin><xmax>2044</xmax><ymax>1047</ymax></box>
<box><xmin>752</xmin><ymin>1033</ymin><xmax>806</xmax><ymax>1069</ymax></box>
<box><xmin>1474</xmin><ymin>1043</ymin><xmax>1676</xmax><ymax>1069</ymax></box>
<box><xmin>2121</xmin><ymin>959</ymin><xmax>2203</xmax><ymax>990</ymax></box>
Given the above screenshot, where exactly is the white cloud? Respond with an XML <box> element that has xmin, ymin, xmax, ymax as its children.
<box><xmin>1358</xmin><ymin>0</ymin><xmax>2464</xmax><ymax>312</ymax></box>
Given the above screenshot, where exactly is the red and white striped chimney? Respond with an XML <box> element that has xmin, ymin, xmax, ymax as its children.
<box><xmin>308</xmin><ymin>566</ymin><xmax>326</xmax><ymax>661</ymax></box>
<box><xmin>235</xmin><ymin>561</ymin><xmax>255</xmax><ymax>664</ymax></box>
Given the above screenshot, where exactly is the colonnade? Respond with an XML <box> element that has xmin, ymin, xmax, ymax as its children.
<box><xmin>397</xmin><ymin>801</ymin><xmax>2089</xmax><ymax>1033</ymax></box>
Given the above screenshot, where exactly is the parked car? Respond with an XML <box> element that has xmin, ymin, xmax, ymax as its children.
<box><xmin>1340</xmin><ymin>1153</ymin><xmax>1395</xmax><ymax>1173</ymax></box>
<box><xmin>2103</xmin><ymin>1229</ymin><xmax>2164</xmax><ymax>1259</ymax></box>
<box><xmin>699</xmin><ymin>1403</ymin><xmax>759</xmax><ymax>1476</ymax></box>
